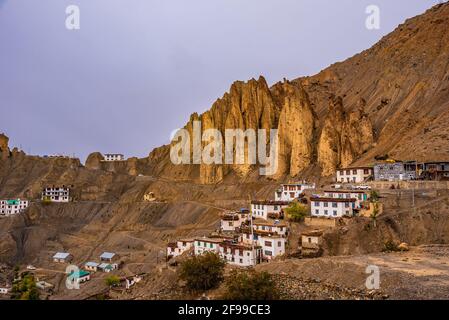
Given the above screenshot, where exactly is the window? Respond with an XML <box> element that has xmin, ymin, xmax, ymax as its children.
<box><xmin>323</xmin><ymin>202</ymin><xmax>328</xmax><ymax>207</ymax></box>
<box><xmin>332</xmin><ymin>202</ymin><xmax>338</xmax><ymax>208</ymax></box>
<box><xmin>353</xmin><ymin>170</ymin><xmax>357</xmax><ymax>175</ymax></box>
<box><xmin>265</xmin><ymin>241</ymin><xmax>272</xmax><ymax>247</ymax></box>
<box><xmin>274</xmin><ymin>205</ymin><xmax>278</xmax><ymax>210</ymax></box>
<box><xmin>333</xmin><ymin>211</ymin><xmax>337</xmax><ymax>216</ymax></box>
<box><xmin>346</xmin><ymin>170</ymin><xmax>350</xmax><ymax>175</ymax></box>
<box><xmin>264</xmin><ymin>250</ymin><xmax>272</xmax><ymax>256</ymax></box>
<box><xmin>240</xmin><ymin>259</ymin><xmax>243</xmax><ymax>263</ymax></box>
<box><xmin>345</xmin><ymin>203</ymin><xmax>349</xmax><ymax>208</ymax></box>
<box><xmin>278</xmin><ymin>241</ymin><xmax>282</xmax><ymax>247</ymax></box>
<box><xmin>315</xmin><ymin>209</ymin><xmax>319</xmax><ymax>215</ymax></box>
<box><xmin>324</xmin><ymin>210</ymin><xmax>328</xmax><ymax>215</ymax></box>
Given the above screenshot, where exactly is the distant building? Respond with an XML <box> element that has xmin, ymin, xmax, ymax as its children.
<box><xmin>53</xmin><ymin>252</ymin><xmax>72</xmax><ymax>263</ymax></box>
<box><xmin>167</xmin><ymin>239</ymin><xmax>194</xmax><ymax>258</ymax></box>
<box><xmin>374</xmin><ymin>162</ymin><xmax>413</xmax><ymax>181</ymax></box>
<box><xmin>323</xmin><ymin>190</ymin><xmax>369</xmax><ymax>209</ymax></box>
<box><xmin>193</xmin><ymin>237</ymin><xmax>224</xmax><ymax>256</ymax></box>
<box><xmin>301</xmin><ymin>229</ymin><xmax>324</xmax><ymax>257</ymax></box>
<box><xmin>336</xmin><ymin>167</ymin><xmax>373</xmax><ymax>183</ymax></box>
<box><xmin>275</xmin><ymin>182</ymin><xmax>315</xmax><ymax>201</ymax></box>
<box><xmin>68</xmin><ymin>270</ymin><xmax>90</xmax><ymax>284</ymax></box>
<box><xmin>0</xmin><ymin>285</ymin><xmax>11</xmax><ymax>295</ymax></box>
<box><xmin>0</xmin><ymin>199</ymin><xmax>29</xmax><ymax>216</ymax></box>
<box><xmin>240</xmin><ymin>229</ymin><xmax>286</xmax><ymax>261</ymax></box>
<box><xmin>36</xmin><ymin>281</ymin><xmax>54</xmax><ymax>292</ymax></box>
<box><xmin>220</xmin><ymin>212</ymin><xmax>250</xmax><ymax>232</ymax></box>
<box><xmin>100</xmin><ymin>252</ymin><xmax>118</xmax><ymax>263</ymax></box>
<box><xmin>422</xmin><ymin>162</ymin><xmax>449</xmax><ymax>180</ymax></box>
<box><xmin>252</xmin><ymin>219</ymin><xmax>289</xmax><ymax>236</ymax></box>
<box><xmin>84</xmin><ymin>262</ymin><xmax>99</xmax><ymax>272</ymax></box>
<box><xmin>250</xmin><ymin>201</ymin><xmax>290</xmax><ymax>220</ymax></box>
<box><xmin>218</xmin><ymin>242</ymin><xmax>262</xmax><ymax>267</ymax></box>
<box><xmin>98</xmin><ymin>263</ymin><xmax>116</xmax><ymax>273</ymax></box>
<box><xmin>42</xmin><ymin>185</ymin><xmax>71</xmax><ymax>203</ymax></box>
<box><xmin>310</xmin><ymin>197</ymin><xmax>356</xmax><ymax>218</ymax></box>
<box><xmin>103</xmin><ymin>154</ymin><xmax>125</xmax><ymax>162</ymax></box>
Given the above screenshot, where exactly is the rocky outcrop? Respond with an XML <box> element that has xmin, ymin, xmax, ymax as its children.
<box><xmin>318</xmin><ymin>96</ymin><xmax>374</xmax><ymax>176</ymax></box>
<box><xmin>0</xmin><ymin>133</ymin><xmax>10</xmax><ymax>159</ymax></box>
<box><xmin>85</xmin><ymin>152</ymin><xmax>104</xmax><ymax>170</ymax></box>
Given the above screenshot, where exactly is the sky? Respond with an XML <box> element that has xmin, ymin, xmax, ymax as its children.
<box><xmin>0</xmin><ymin>0</ymin><xmax>443</xmax><ymax>161</ymax></box>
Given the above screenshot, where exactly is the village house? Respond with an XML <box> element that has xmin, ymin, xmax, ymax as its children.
<box><xmin>374</xmin><ymin>162</ymin><xmax>410</xmax><ymax>181</ymax></box>
<box><xmin>218</xmin><ymin>242</ymin><xmax>262</xmax><ymax>267</ymax></box>
<box><xmin>122</xmin><ymin>275</ymin><xmax>143</xmax><ymax>289</ymax></box>
<box><xmin>98</xmin><ymin>263</ymin><xmax>115</xmax><ymax>273</ymax></box>
<box><xmin>250</xmin><ymin>201</ymin><xmax>290</xmax><ymax>220</ymax></box>
<box><xmin>0</xmin><ymin>284</ymin><xmax>11</xmax><ymax>295</ymax></box>
<box><xmin>84</xmin><ymin>262</ymin><xmax>99</xmax><ymax>272</ymax></box>
<box><xmin>103</xmin><ymin>154</ymin><xmax>125</xmax><ymax>162</ymax></box>
<box><xmin>36</xmin><ymin>281</ymin><xmax>54</xmax><ymax>292</ymax></box>
<box><xmin>42</xmin><ymin>185</ymin><xmax>71</xmax><ymax>203</ymax></box>
<box><xmin>52</xmin><ymin>252</ymin><xmax>73</xmax><ymax>263</ymax></box>
<box><xmin>252</xmin><ymin>219</ymin><xmax>289</xmax><ymax>236</ymax></box>
<box><xmin>240</xmin><ymin>229</ymin><xmax>286</xmax><ymax>261</ymax></box>
<box><xmin>220</xmin><ymin>211</ymin><xmax>250</xmax><ymax>232</ymax></box>
<box><xmin>323</xmin><ymin>190</ymin><xmax>368</xmax><ymax>209</ymax></box>
<box><xmin>0</xmin><ymin>199</ymin><xmax>29</xmax><ymax>216</ymax></box>
<box><xmin>336</xmin><ymin>167</ymin><xmax>373</xmax><ymax>183</ymax></box>
<box><xmin>167</xmin><ymin>239</ymin><xmax>194</xmax><ymax>258</ymax></box>
<box><xmin>193</xmin><ymin>237</ymin><xmax>224</xmax><ymax>256</ymax></box>
<box><xmin>275</xmin><ymin>182</ymin><xmax>316</xmax><ymax>202</ymax></box>
<box><xmin>301</xmin><ymin>229</ymin><xmax>324</xmax><ymax>257</ymax></box>
<box><xmin>68</xmin><ymin>270</ymin><xmax>90</xmax><ymax>284</ymax></box>
<box><xmin>100</xmin><ymin>252</ymin><xmax>118</xmax><ymax>263</ymax></box>
<box><xmin>310</xmin><ymin>197</ymin><xmax>357</xmax><ymax>218</ymax></box>
<box><xmin>422</xmin><ymin>161</ymin><xmax>449</xmax><ymax>180</ymax></box>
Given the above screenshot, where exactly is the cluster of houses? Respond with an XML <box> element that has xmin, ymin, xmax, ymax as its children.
<box><xmin>41</xmin><ymin>185</ymin><xmax>72</xmax><ymax>203</ymax></box>
<box><xmin>167</xmin><ymin>183</ymin><xmax>315</xmax><ymax>268</ymax></box>
<box><xmin>336</xmin><ymin>161</ymin><xmax>449</xmax><ymax>183</ymax></box>
<box><xmin>102</xmin><ymin>154</ymin><xmax>125</xmax><ymax>162</ymax></box>
<box><xmin>52</xmin><ymin>251</ymin><xmax>120</xmax><ymax>285</ymax></box>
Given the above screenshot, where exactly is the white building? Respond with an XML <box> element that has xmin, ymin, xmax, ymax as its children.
<box><xmin>275</xmin><ymin>182</ymin><xmax>316</xmax><ymax>201</ymax></box>
<box><xmin>42</xmin><ymin>186</ymin><xmax>71</xmax><ymax>203</ymax></box>
<box><xmin>98</xmin><ymin>263</ymin><xmax>116</xmax><ymax>273</ymax></box>
<box><xmin>193</xmin><ymin>237</ymin><xmax>224</xmax><ymax>256</ymax></box>
<box><xmin>53</xmin><ymin>252</ymin><xmax>72</xmax><ymax>263</ymax></box>
<box><xmin>167</xmin><ymin>239</ymin><xmax>194</xmax><ymax>258</ymax></box>
<box><xmin>218</xmin><ymin>242</ymin><xmax>262</xmax><ymax>267</ymax></box>
<box><xmin>253</xmin><ymin>219</ymin><xmax>288</xmax><ymax>236</ymax></box>
<box><xmin>336</xmin><ymin>167</ymin><xmax>373</xmax><ymax>183</ymax></box>
<box><xmin>0</xmin><ymin>199</ymin><xmax>29</xmax><ymax>216</ymax></box>
<box><xmin>68</xmin><ymin>270</ymin><xmax>90</xmax><ymax>284</ymax></box>
<box><xmin>100</xmin><ymin>252</ymin><xmax>118</xmax><ymax>263</ymax></box>
<box><xmin>310</xmin><ymin>197</ymin><xmax>356</xmax><ymax>218</ymax></box>
<box><xmin>323</xmin><ymin>190</ymin><xmax>369</xmax><ymax>209</ymax></box>
<box><xmin>0</xmin><ymin>285</ymin><xmax>11</xmax><ymax>295</ymax></box>
<box><xmin>251</xmin><ymin>201</ymin><xmax>290</xmax><ymax>220</ymax></box>
<box><xmin>240</xmin><ymin>230</ymin><xmax>286</xmax><ymax>261</ymax></box>
<box><xmin>103</xmin><ymin>154</ymin><xmax>125</xmax><ymax>162</ymax></box>
<box><xmin>220</xmin><ymin>212</ymin><xmax>249</xmax><ymax>232</ymax></box>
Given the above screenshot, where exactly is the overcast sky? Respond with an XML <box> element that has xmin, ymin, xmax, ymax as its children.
<box><xmin>0</xmin><ymin>0</ymin><xmax>442</xmax><ymax>161</ymax></box>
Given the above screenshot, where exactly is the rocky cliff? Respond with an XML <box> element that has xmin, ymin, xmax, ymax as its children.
<box><xmin>143</xmin><ymin>3</ymin><xmax>449</xmax><ymax>183</ymax></box>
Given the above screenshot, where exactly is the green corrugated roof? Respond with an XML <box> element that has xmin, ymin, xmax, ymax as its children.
<box><xmin>6</xmin><ymin>200</ymin><xmax>19</xmax><ymax>205</ymax></box>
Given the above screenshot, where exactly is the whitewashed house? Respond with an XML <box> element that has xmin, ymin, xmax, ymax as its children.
<box><xmin>240</xmin><ymin>229</ymin><xmax>286</xmax><ymax>261</ymax></box>
<box><xmin>336</xmin><ymin>167</ymin><xmax>373</xmax><ymax>183</ymax></box>
<box><xmin>167</xmin><ymin>239</ymin><xmax>194</xmax><ymax>258</ymax></box>
<box><xmin>103</xmin><ymin>154</ymin><xmax>125</xmax><ymax>162</ymax></box>
<box><xmin>0</xmin><ymin>199</ymin><xmax>29</xmax><ymax>216</ymax></box>
<box><xmin>275</xmin><ymin>182</ymin><xmax>316</xmax><ymax>201</ymax></box>
<box><xmin>310</xmin><ymin>197</ymin><xmax>356</xmax><ymax>218</ymax></box>
<box><xmin>42</xmin><ymin>185</ymin><xmax>71</xmax><ymax>203</ymax></box>
<box><xmin>98</xmin><ymin>263</ymin><xmax>115</xmax><ymax>273</ymax></box>
<box><xmin>218</xmin><ymin>242</ymin><xmax>262</xmax><ymax>267</ymax></box>
<box><xmin>251</xmin><ymin>201</ymin><xmax>290</xmax><ymax>220</ymax></box>
<box><xmin>100</xmin><ymin>252</ymin><xmax>118</xmax><ymax>263</ymax></box>
<box><xmin>53</xmin><ymin>252</ymin><xmax>72</xmax><ymax>263</ymax></box>
<box><xmin>253</xmin><ymin>219</ymin><xmax>288</xmax><ymax>236</ymax></box>
<box><xmin>193</xmin><ymin>237</ymin><xmax>224</xmax><ymax>256</ymax></box>
<box><xmin>220</xmin><ymin>212</ymin><xmax>250</xmax><ymax>232</ymax></box>
<box><xmin>323</xmin><ymin>190</ymin><xmax>369</xmax><ymax>209</ymax></box>
<box><xmin>68</xmin><ymin>270</ymin><xmax>90</xmax><ymax>284</ymax></box>
<box><xmin>0</xmin><ymin>285</ymin><xmax>11</xmax><ymax>295</ymax></box>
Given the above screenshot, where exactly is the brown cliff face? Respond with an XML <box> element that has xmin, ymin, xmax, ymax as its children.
<box><xmin>318</xmin><ymin>96</ymin><xmax>374</xmax><ymax>176</ymax></box>
<box><xmin>147</xmin><ymin>3</ymin><xmax>449</xmax><ymax>182</ymax></box>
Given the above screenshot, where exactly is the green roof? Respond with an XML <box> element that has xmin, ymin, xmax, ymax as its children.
<box><xmin>6</xmin><ymin>200</ymin><xmax>20</xmax><ymax>205</ymax></box>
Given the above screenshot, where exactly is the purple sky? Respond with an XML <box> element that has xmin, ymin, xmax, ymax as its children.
<box><xmin>0</xmin><ymin>0</ymin><xmax>441</xmax><ymax>161</ymax></box>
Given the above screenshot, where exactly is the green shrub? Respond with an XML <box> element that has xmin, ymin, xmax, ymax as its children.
<box><xmin>179</xmin><ymin>252</ymin><xmax>225</xmax><ymax>291</ymax></box>
<box><xmin>285</xmin><ymin>201</ymin><xmax>308</xmax><ymax>222</ymax></box>
<box><xmin>11</xmin><ymin>273</ymin><xmax>40</xmax><ymax>300</ymax></box>
<box><xmin>223</xmin><ymin>270</ymin><xmax>279</xmax><ymax>300</ymax></box>
<box><xmin>105</xmin><ymin>275</ymin><xmax>121</xmax><ymax>287</ymax></box>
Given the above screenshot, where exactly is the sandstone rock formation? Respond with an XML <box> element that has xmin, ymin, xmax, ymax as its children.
<box><xmin>85</xmin><ymin>152</ymin><xmax>104</xmax><ymax>170</ymax></box>
<box><xmin>0</xmin><ymin>133</ymin><xmax>10</xmax><ymax>159</ymax></box>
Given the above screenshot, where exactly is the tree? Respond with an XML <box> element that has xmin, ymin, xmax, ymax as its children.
<box><xmin>285</xmin><ymin>201</ymin><xmax>308</xmax><ymax>222</ymax></box>
<box><xmin>41</xmin><ymin>196</ymin><xmax>52</xmax><ymax>206</ymax></box>
<box><xmin>370</xmin><ymin>202</ymin><xmax>379</xmax><ymax>228</ymax></box>
<box><xmin>11</xmin><ymin>273</ymin><xmax>40</xmax><ymax>300</ymax></box>
<box><xmin>370</xmin><ymin>190</ymin><xmax>380</xmax><ymax>202</ymax></box>
<box><xmin>105</xmin><ymin>275</ymin><xmax>121</xmax><ymax>287</ymax></box>
<box><xmin>223</xmin><ymin>270</ymin><xmax>279</xmax><ymax>300</ymax></box>
<box><xmin>179</xmin><ymin>252</ymin><xmax>225</xmax><ymax>291</ymax></box>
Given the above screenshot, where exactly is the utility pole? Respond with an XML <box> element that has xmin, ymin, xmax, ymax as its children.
<box><xmin>248</xmin><ymin>194</ymin><xmax>255</xmax><ymax>265</ymax></box>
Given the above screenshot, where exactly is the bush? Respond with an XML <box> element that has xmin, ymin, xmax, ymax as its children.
<box><xmin>105</xmin><ymin>275</ymin><xmax>121</xmax><ymax>287</ymax></box>
<box><xmin>370</xmin><ymin>190</ymin><xmax>380</xmax><ymax>202</ymax></box>
<box><xmin>382</xmin><ymin>240</ymin><xmax>400</xmax><ymax>252</ymax></box>
<box><xmin>179</xmin><ymin>252</ymin><xmax>225</xmax><ymax>291</ymax></box>
<box><xmin>285</xmin><ymin>201</ymin><xmax>308</xmax><ymax>222</ymax></box>
<box><xmin>41</xmin><ymin>196</ymin><xmax>52</xmax><ymax>206</ymax></box>
<box><xmin>223</xmin><ymin>270</ymin><xmax>279</xmax><ymax>300</ymax></box>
